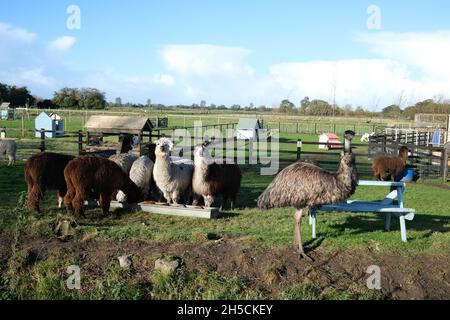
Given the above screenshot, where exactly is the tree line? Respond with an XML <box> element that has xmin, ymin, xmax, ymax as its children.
<box><xmin>1</xmin><ymin>82</ymin><xmax>450</xmax><ymax>119</ymax></box>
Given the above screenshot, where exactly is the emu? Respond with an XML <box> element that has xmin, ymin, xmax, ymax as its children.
<box><xmin>257</xmin><ymin>131</ymin><xmax>357</xmax><ymax>261</ymax></box>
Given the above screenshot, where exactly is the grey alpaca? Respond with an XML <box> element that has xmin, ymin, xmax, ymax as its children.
<box><xmin>0</xmin><ymin>139</ymin><xmax>17</xmax><ymax>166</ymax></box>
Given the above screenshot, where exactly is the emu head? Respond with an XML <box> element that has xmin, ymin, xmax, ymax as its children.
<box><xmin>155</xmin><ymin>138</ymin><xmax>174</xmax><ymax>157</ymax></box>
<box><xmin>344</xmin><ymin>130</ymin><xmax>356</xmax><ymax>154</ymax></box>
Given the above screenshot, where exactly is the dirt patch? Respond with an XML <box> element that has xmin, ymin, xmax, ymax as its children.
<box><xmin>1</xmin><ymin>233</ymin><xmax>449</xmax><ymax>299</ymax></box>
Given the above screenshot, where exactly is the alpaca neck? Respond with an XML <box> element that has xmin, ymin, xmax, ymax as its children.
<box><xmin>155</xmin><ymin>153</ymin><xmax>172</xmax><ymax>176</ymax></box>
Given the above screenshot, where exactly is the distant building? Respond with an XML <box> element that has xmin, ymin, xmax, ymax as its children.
<box><xmin>0</xmin><ymin>103</ymin><xmax>14</xmax><ymax>120</ymax></box>
<box><xmin>35</xmin><ymin>112</ymin><xmax>64</xmax><ymax>138</ymax></box>
<box><xmin>236</xmin><ymin>118</ymin><xmax>262</xmax><ymax>140</ymax></box>
<box><xmin>319</xmin><ymin>133</ymin><xmax>341</xmax><ymax>150</ymax></box>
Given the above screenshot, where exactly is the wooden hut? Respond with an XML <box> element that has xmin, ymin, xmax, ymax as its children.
<box><xmin>84</xmin><ymin>115</ymin><xmax>154</xmax><ymax>155</ymax></box>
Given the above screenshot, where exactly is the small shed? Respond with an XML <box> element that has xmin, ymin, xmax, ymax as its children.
<box><xmin>0</xmin><ymin>103</ymin><xmax>14</xmax><ymax>120</ymax></box>
<box><xmin>35</xmin><ymin>112</ymin><xmax>64</xmax><ymax>138</ymax></box>
<box><xmin>319</xmin><ymin>133</ymin><xmax>341</xmax><ymax>150</ymax></box>
<box><xmin>236</xmin><ymin>118</ymin><xmax>262</xmax><ymax>140</ymax></box>
<box><xmin>84</xmin><ymin>115</ymin><xmax>154</xmax><ymax>154</ymax></box>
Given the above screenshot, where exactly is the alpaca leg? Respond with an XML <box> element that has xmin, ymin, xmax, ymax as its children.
<box><xmin>99</xmin><ymin>192</ymin><xmax>111</xmax><ymax>216</ymax></box>
<box><xmin>72</xmin><ymin>186</ymin><xmax>88</xmax><ymax>216</ymax></box>
<box><xmin>163</xmin><ymin>191</ymin><xmax>171</xmax><ymax>204</ymax></box>
<box><xmin>57</xmin><ymin>189</ymin><xmax>66</xmax><ymax>208</ymax></box>
<box><xmin>294</xmin><ymin>209</ymin><xmax>313</xmax><ymax>262</ymax></box>
<box><xmin>204</xmin><ymin>195</ymin><xmax>214</xmax><ymax>208</ymax></box>
<box><xmin>27</xmin><ymin>185</ymin><xmax>42</xmax><ymax>214</ymax></box>
<box><xmin>171</xmin><ymin>191</ymin><xmax>180</xmax><ymax>205</ymax></box>
<box><xmin>192</xmin><ymin>195</ymin><xmax>200</xmax><ymax>206</ymax></box>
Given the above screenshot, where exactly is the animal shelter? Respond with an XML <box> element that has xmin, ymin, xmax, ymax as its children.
<box><xmin>236</xmin><ymin>118</ymin><xmax>262</xmax><ymax>140</ymax></box>
<box><xmin>84</xmin><ymin>115</ymin><xmax>154</xmax><ymax>155</ymax></box>
<box><xmin>0</xmin><ymin>103</ymin><xmax>14</xmax><ymax>120</ymax></box>
<box><xmin>318</xmin><ymin>133</ymin><xmax>341</xmax><ymax>150</ymax></box>
<box><xmin>34</xmin><ymin>112</ymin><xmax>64</xmax><ymax>138</ymax></box>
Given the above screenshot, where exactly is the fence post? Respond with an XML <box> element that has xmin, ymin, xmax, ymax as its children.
<box><xmin>297</xmin><ymin>139</ymin><xmax>302</xmax><ymax>161</ymax></box>
<box><xmin>296</xmin><ymin>122</ymin><xmax>299</xmax><ymax>134</ymax></box>
<box><xmin>441</xmin><ymin>148</ymin><xmax>448</xmax><ymax>183</ymax></box>
<box><xmin>78</xmin><ymin>130</ymin><xmax>83</xmax><ymax>155</ymax></box>
<box><xmin>314</xmin><ymin>123</ymin><xmax>317</xmax><ymax>135</ymax></box>
<box><xmin>40</xmin><ymin>128</ymin><xmax>46</xmax><ymax>152</ymax></box>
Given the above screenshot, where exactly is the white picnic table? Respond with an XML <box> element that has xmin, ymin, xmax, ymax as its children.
<box><xmin>309</xmin><ymin>180</ymin><xmax>415</xmax><ymax>242</ymax></box>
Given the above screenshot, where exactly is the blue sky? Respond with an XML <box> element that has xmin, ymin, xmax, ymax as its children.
<box><xmin>1</xmin><ymin>1</ymin><xmax>450</xmax><ymax>109</ymax></box>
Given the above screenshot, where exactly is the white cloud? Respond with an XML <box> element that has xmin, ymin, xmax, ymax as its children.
<box><xmin>47</xmin><ymin>36</ymin><xmax>76</xmax><ymax>52</ymax></box>
<box><xmin>161</xmin><ymin>44</ymin><xmax>253</xmax><ymax>77</ymax></box>
<box><xmin>0</xmin><ymin>67</ymin><xmax>54</xmax><ymax>88</ymax></box>
<box><xmin>0</xmin><ymin>22</ymin><xmax>37</xmax><ymax>44</ymax></box>
<box><xmin>357</xmin><ymin>31</ymin><xmax>450</xmax><ymax>81</ymax></box>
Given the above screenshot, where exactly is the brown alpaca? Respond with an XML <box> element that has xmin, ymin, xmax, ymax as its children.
<box><xmin>63</xmin><ymin>156</ymin><xmax>142</xmax><ymax>216</ymax></box>
<box><xmin>24</xmin><ymin>152</ymin><xmax>75</xmax><ymax>214</ymax></box>
<box><xmin>372</xmin><ymin>146</ymin><xmax>409</xmax><ymax>181</ymax></box>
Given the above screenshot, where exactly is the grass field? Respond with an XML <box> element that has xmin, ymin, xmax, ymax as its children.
<box><xmin>1</xmin><ymin>112</ymin><xmax>449</xmax><ymax>300</ymax></box>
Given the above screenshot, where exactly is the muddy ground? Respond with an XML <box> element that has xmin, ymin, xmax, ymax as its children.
<box><xmin>0</xmin><ymin>232</ymin><xmax>449</xmax><ymax>300</ymax></box>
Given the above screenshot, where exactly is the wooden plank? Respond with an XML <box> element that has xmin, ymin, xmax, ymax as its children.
<box><xmin>109</xmin><ymin>201</ymin><xmax>220</xmax><ymax>219</ymax></box>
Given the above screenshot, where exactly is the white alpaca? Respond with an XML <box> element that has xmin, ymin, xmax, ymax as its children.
<box><xmin>152</xmin><ymin>138</ymin><xmax>194</xmax><ymax>204</ymax></box>
<box><xmin>116</xmin><ymin>155</ymin><xmax>154</xmax><ymax>202</ymax></box>
<box><xmin>361</xmin><ymin>132</ymin><xmax>375</xmax><ymax>143</ymax></box>
<box><xmin>0</xmin><ymin>139</ymin><xmax>17</xmax><ymax>166</ymax></box>
<box><xmin>109</xmin><ymin>152</ymin><xmax>138</xmax><ymax>174</ymax></box>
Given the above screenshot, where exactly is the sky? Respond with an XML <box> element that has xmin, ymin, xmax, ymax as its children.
<box><xmin>1</xmin><ymin>0</ymin><xmax>450</xmax><ymax>110</ymax></box>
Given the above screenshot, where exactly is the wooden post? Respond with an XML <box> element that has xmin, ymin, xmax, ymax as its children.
<box><xmin>40</xmin><ymin>128</ymin><xmax>45</xmax><ymax>152</ymax></box>
<box><xmin>21</xmin><ymin>114</ymin><xmax>24</xmax><ymax>137</ymax></box>
<box><xmin>441</xmin><ymin>148</ymin><xmax>448</xmax><ymax>183</ymax></box>
<box><xmin>78</xmin><ymin>130</ymin><xmax>83</xmax><ymax>155</ymax></box>
<box><xmin>314</xmin><ymin>123</ymin><xmax>317</xmax><ymax>135</ymax></box>
<box><xmin>296</xmin><ymin>122</ymin><xmax>299</xmax><ymax>134</ymax></box>
<box><xmin>297</xmin><ymin>139</ymin><xmax>302</xmax><ymax>161</ymax></box>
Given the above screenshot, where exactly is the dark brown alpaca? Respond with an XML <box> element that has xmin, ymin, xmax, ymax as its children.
<box><xmin>63</xmin><ymin>156</ymin><xmax>142</xmax><ymax>216</ymax></box>
<box><xmin>192</xmin><ymin>144</ymin><xmax>242</xmax><ymax>210</ymax></box>
<box><xmin>372</xmin><ymin>146</ymin><xmax>409</xmax><ymax>181</ymax></box>
<box><xmin>257</xmin><ymin>131</ymin><xmax>357</xmax><ymax>261</ymax></box>
<box><xmin>24</xmin><ymin>152</ymin><xmax>75</xmax><ymax>213</ymax></box>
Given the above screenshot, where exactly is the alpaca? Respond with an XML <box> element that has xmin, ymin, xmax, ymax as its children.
<box><xmin>24</xmin><ymin>152</ymin><xmax>75</xmax><ymax>213</ymax></box>
<box><xmin>192</xmin><ymin>143</ymin><xmax>242</xmax><ymax>210</ymax></box>
<box><xmin>0</xmin><ymin>139</ymin><xmax>17</xmax><ymax>166</ymax></box>
<box><xmin>152</xmin><ymin>138</ymin><xmax>194</xmax><ymax>204</ymax></box>
<box><xmin>64</xmin><ymin>156</ymin><xmax>142</xmax><ymax>216</ymax></box>
<box><xmin>372</xmin><ymin>146</ymin><xmax>409</xmax><ymax>181</ymax></box>
<box><xmin>116</xmin><ymin>155</ymin><xmax>154</xmax><ymax>202</ymax></box>
<box><xmin>108</xmin><ymin>152</ymin><xmax>138</xmax><ymax>174</ymax></box>
<box><xmin>257</xmin><ymin>131</ymin><xmax>357</xmax><ymax>261</ymax></box>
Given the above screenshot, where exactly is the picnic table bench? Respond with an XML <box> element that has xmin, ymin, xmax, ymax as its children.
<box><xmin>308</xmin><ymin>180</ymin><xmax>415</xmax><ymax>242</ymax></box>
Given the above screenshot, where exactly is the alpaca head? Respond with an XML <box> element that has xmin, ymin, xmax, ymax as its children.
<box><xmin>398</xmin><ymin>146</ymin><xmax>409</xmax><ymax>160</ymax></box>
<box><xmin>155</xmin><ymin>138</ymin><xmax>173</xmax><ymax>157</ymax></box>
<box><xmin>194</xmin><ymin>142</ymin><xmax>211</xmax><ymax>160</ymax></box>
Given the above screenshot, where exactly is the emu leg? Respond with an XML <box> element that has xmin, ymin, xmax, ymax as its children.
<box><xmin>294</xmin><ymin>209</ymin><xmax>313</xmax><ymax>262</ymax></box>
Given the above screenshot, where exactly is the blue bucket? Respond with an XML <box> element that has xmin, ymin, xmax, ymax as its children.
<box><xmin>398</xmin><ymin>168</ymin><xmax>415</xmax><ymax>182</ymax></box>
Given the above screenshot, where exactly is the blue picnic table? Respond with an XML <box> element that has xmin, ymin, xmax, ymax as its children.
<box><xmin>309</xmin><ymin>180</ymin><xmax>415</xmax><ymax>242</ymax></box>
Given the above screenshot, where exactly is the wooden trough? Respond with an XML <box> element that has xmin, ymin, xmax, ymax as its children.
<box><xmin>109</xmin><ymin>200</ymin><xmax>220</xmax><ymax>219</ymax></box>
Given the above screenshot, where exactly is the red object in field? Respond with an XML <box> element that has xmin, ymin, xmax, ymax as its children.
<box><xmin>319</xmin><ymin>133</ymin><xmax>341</xmax><ymax>150</ymax></box>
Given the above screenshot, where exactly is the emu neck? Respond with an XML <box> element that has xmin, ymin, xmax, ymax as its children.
<box><xmin>336</xmin><ymin>159</ymin><xmax>355</xmax><ymax>190</ymax></box>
